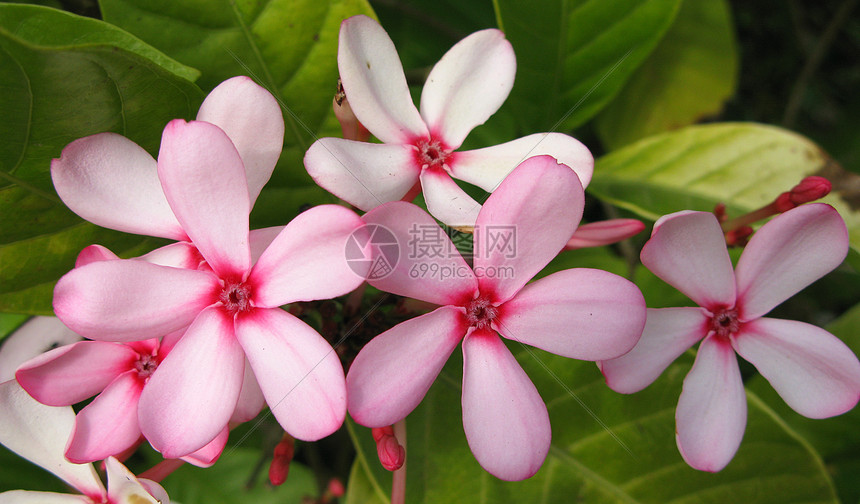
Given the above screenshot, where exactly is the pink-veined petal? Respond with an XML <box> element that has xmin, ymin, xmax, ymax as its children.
<box><xmin>197</xmin><ymin>76</ymin><xmax>283</xmax><ymax>206</ymax></box>
<box><xmin>362</xmin><ymin>201</ymin><xmax>477</xmax><ymax>305</ymax></box>
<box><xmin>138</xmin><ymin>308</ymin><xmax>244</xmax><ymax>458</ymax></box>
<box><xmin>0</xmin><ymin>380</ymin><xmax>104</xmax><ymax>497</ymax></box>
<box><xmin>249</xmin><ymin>226</ymin><xmax>284</xmax><ymax>265</ymax></box>
<box><xmin>735</xmin><ymin>203</ymin><xmax>848</xmax><ymax>320</ymax></box>
<box><xmin>420</xmin><ymin>169</ymin><xmax>482</xmax><ymax>228</ymax></box>
<box><xmin>338</xmin><ymin>15</ymin><xmax>428</xmax><ymax>143</ymax></box>
<box><xmin>451</xmin><ymin>133</ymin><xmax>594</xmax><ymax>191</ymax></box>
<box><xmin>347</xmin><ymin>306</ymin><xmax>467</xmax><ymax>427</ymax></box>
<box><xmin>0</xmin><ymin>317</ymin><xmax>81</xmax><ymax>382</ymax></box>
<box><xmin>231</xmin><ymin>359</ymin><xmax>265</xmax><ymax>423</ymax></box>
<box><xmin>139</xmin><ymin>242</ymin><xmax>203</xmax><ymax>269</ymax></box>
<box><xmin>496</xmin><ymin>268</ymin><xmax>646</xmax><ymax>360</ymax></box>
<box><xmin>181</xmin><ymin>426</ymin><xmax>228</xmax><ymax>468</ymax></box>
<box><xmin>474</xmin><ymin>155</ymin><xmax>584</xmax><ymax>302</ymax></box>
<box><xmin>105</xmin><ymin>457</ymin><xmax>161</xmax><ymax>504</ymax></box>
<box><xmin>53</xmin><ymin>260</ymin><xmax>218</xmax><ymax>342</ymax></box>
<box><xmin>15</xmin><ymin>341</ymin><xmax>136</xmax><ymax>406</ymax></box>
<box><xmin>420</xmin><ymin>29</ymin><xmax>514</xmax><ymax>148</ymax></box>
<box><xmin>75</xmin><ymin>244</ymin><xmax>119</xmax><ymax>267</ymax></box>
<box><xmin>599</xmin><ymin>308</ymin><xmax>709</xmax><ymax>394</ymax></box>
<box><xmin>565</xmin><ymin>219</ymin><xmax>645</xmax><ymax>250</ymax></box>
<box><xmin>461</xmin><ymin>330</ymin><xmax>550</xmax><ymax>481</ymax></box>
<box><xmin>640</xmin><ymin>211</ymin><xmax>736</xmax><ymax>311</ymax></box>
<box><xmin>675</xmin><ymin>335</ymin><xmax>746</xmax><ymax>472</ymax></box>
<box><xmin>157</xmin><ymin>119</ymin><xmax>251</xmax><ymax>278</ymax></box>
<box><xmin>65</xmin><ymin>371</ymin><xmax>143</xmax><ymax>463</ymax></box>
<box><xmin>0</xmin><ymin>491</ymin><xmax>93</xmax><ymax>503</ymax></box>
<box><xmin>733</xmin><ymin>317</ymin><xmax>860</xmax><ymax>418</ymax></box>
<box><xmin>250</xmin><ymin>205</ymin><xmax>366</xmax><ymax>307</ymax></box>
<box><xmin>236</xmin><ymin>308</ymin><xmax>346</xmax><ymax>441</ymax></box>
<box><xmin>304</xmin><ymin>138</ymin><xmax>420</xmax><ymax>211</ymax></box>
<box><xmin>51</xmin><ymin>133</ymin><xmax>185</xmax><ymax>240</ymax></box>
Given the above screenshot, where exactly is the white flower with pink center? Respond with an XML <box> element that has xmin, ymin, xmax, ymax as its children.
<box><xmin>346</xmin><ymin>155</ymin><xmax>646</xmax><ymax>480</ymax></box>
<box><xmin>599</xmin><ymin>204</ymin><xmax>860</xmax><ymax>472</ymax></box>
<box><xmin>305</xmin><ymin>15</ymin><xmax>594</xmax><ymax>228</ymax></box>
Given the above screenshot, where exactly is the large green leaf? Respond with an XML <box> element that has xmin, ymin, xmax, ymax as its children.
<box><xmin>747</xmin><ymin>303</ymin><xmax>860</xmax><ymax>504</ymax></box>
<box><xmin>492</xmin><ymin>0</ymin><xmax>682</xmax><ymax>133</ymax></box>
<box><xmin>346</xmin><ymin>347</ymin><xmax>838</xmax><ymax>503</ymax></box>
<box><xmin>0</xmin><ymin>4</ymin><xmax>203</xmax><ymax>314</ymax></box>
<box><xmin>587</xmin><ymin>123</ymin><xmax>860</xmax><ymax>257</ymax></box>
<box><xmin>595</xmin><ymin>0</ymin><xmax>738</xmax><ymax>149</ymax></box>
<box><xmin>98</xmin><ymin>0</ymin><xmax>377</xmax><ymax>229</ymax></box>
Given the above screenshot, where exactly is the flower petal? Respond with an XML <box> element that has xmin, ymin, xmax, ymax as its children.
<box><xmin>420</xmin><ymin>29</ymin><xmax>515</xmax><ymax>148</ymax></box>
<box><xmin>53</xmin><ymin>260</ymin><xmax>218</xmax><ymax>342</ymax></box>
<box><xmin>65</xmin><ymin>371</ymin><xmax>143</xmax><ymax>463</ymax></box>
<box><xmin>733</xmin><ymin>317</ymin><xmax>860</xmax><ymax>418</ymax></box>
<box><xmin>474</xmin><ymin>155</ymin><xmax>584</xmax><ymax>302</ymax></box>
<box><xmin>139</xmin><ymin>242</ymin><xmax>203</xmax><ymax>269</ymax></box>
<box><xmin>231</xmin><ymin>359</ymin><xmax>265</xmax><ymax>423</ymax></box>
<box><xmin>15</xmin><ymin>341</ymin><xmax>136</xmax><ymax>406</ymax></box>
<box><xmin>0</xmin><ymin>380</ymin><xmax>104</xmax><ymax>497</ymax></box>
<box><xmin>0</xmin><ymin>491</ymin><xmax>93</xmax><ymax>503</ymax></box>
<box><xmin>0</xmin><ymin>317</ymin><xmax>81</xmax><ymax>382</ymax></box>
<box><xmin>138</xmin><ymin>307</ymin><xmax>244</xmax><ymax>458</ymax></box>
<box><xmin>420</xmin><ymin>169</ymin><xmax>482</xmax><ymax>228</ymax></box>
<box><xmin>157</xmin><ymin>119</ymin><xmax>251</xmax><ymax>278</ymax></box>
<box><xmin>105</xmin><ymin>457</ymin><xmax>161</xmax><ymax>504</ymax></box>
<box><xmin>51</xmin><ymin>133</ymin><xmax>185</xmax><ymax>240</ymax></box>
<box><xmin>75</xmin><ymin>244</ymin><xmax>119</xmax><ymax>267</ymax></box>
<box><xmin>461</xmin><ymin>330</ymin><xmax>550</xmax><ymax>481</ymax></box>
<box><xmin>250</xmin><ymin>205</ymin><xmax>366</xmax><ymax>307</ymax></box>
<box><xmin>347</xmin><ymin>306</ymin><xmax>466</xmax><ymax>427</ymax></box>
<box><xmin>675</xmin><ymin>335</ymin><xmax>746</xmax><ymax>472</ymax></box>
<box><xmin>735</xmin><ymin>203</ymin><xmax>849</xmax><ymax>320</ymax></box>
<box><xmin>196</xmin><ymin>76</ymin><xmax>284</xmax><ymax>206</ymax></box>
<box><xmin>564</xmin><ymin>219</ymin><xmax>645</xmax><ymax>250</ymax></box>
<box><xmin>338</xmin><ymin>15</ymin><xmax>428</xmax><ymax>143</ymax></box>
<box><xmin>249</xmin><ymin>226</ymin><xmax>284</xmax><ymax>264</ymax></box>
<box><xmin>181</xmin><ymin>426</ymin><xmax>228</xmax><ymax>468</ymax></box>
<box><xmin>640</xmin><ymin>211</ymin><xmax>736</xmax><ymax>311</ymax></box>
<box><xmin>599</xmin><ymin>308</ymin><xmax>709</xmax><ymax>394</ymax></box>
<box><xmin>496</xmin><ymin>268</ymin><xmax>646</xmax><ymax>360</ymax></box>
<box><xmin>451</xmin><ymin>133</ymin><xmax>594</xmax><ymax>191</ymax></box>
<box><xmin>304</xmin><ymin>138</ymin><xmax>420</xmax><ymax>211</ymax></box>
<box><xmin>236</xmin><ymin>308</ymin><xmax>346</xmax><ymax>441</ymax></box>
<box><xmin>362</xmin><ymin>201</ymin><xmax>477</xmax><ymax>305</ymax></box>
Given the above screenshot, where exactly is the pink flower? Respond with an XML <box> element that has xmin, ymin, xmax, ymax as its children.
<box><xmin>51</xmin><ymin>75</ymin><xmax>285</xmax><ymax>269</ymax></box>
<box><xmin>305</xmin><ymin>15</ymin><xmax>593</xmax><ymax>228</ymax></box>
<box><xmin>0</xmin><ymin>379</ymin><xmax>170</xmax><ymax>503</ymax></box>
<box><xmin>346</xmin><ymin>155</ymin><xmax>646</xmax><ymax>480</ymax></box>
<box><xmin>53</xmin><ymin>119</ymin><xmax>366</xmax><ymax>458</ymax></box>
<box><xmin>599</xmin><ymin>204</ymin><xmax>860</xmax><ymax>472</ymax></box>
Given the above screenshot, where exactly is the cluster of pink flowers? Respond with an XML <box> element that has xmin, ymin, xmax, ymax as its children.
<box><xmin>1</xmin><ymin>13</ymin><xmax>858</xmax><ymax>502</ymax></box>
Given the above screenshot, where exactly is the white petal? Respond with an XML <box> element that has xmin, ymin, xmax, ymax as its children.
<box><xmin>0</xmin><ymin>317</ymin><xmax>81</xmax><ymax>382</ymax></box>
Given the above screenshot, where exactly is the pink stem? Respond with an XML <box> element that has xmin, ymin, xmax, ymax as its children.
<box><xmin>391</xmin><ymin>419</ymin><xmax>407</xmax><ymax>504</ymax></box>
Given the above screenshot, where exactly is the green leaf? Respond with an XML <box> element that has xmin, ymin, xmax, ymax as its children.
<box><xmin>0</xmin><ymin>4</ymin><xmax>203</xmax><ymax>314</ymax></box>
<box><xmin>595</xmin><ymin>0</ymin><xmax>738</xmax><ymax>149</ymax></box>
<box><xmin>98</xmin><ymin>0</ymin><xmax>377</xmax><ymax>228</ymax></box>
<box><xmin>157</xmin><ymin>446</ymin><xmax>318</xmax><ymax>504</ymax></box>
<box><xmin>346</xmin><ymin>348</ymin><xmax>838</xmax><ymax>503</ymax></box>
<box><xmin>492</xmin><ymin>0</ymin><xmax>682</xmax><ymax>133</ymax></box>
<box><xmin>746</xmin><ymin>303</ymin><xmax>860</xmax><ymax>504</ymax></box>
<box><xmin>587</xmin><ymin>122</ymin><xmax>860</xmax><ymax>257</ymax></box>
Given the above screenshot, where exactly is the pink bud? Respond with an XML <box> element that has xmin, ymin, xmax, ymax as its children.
<box><xmin>327</xmin><ymin>478</ymin><xmax>345</xmax><ymax>497</ymax></box>
<box><xmin>376</xmin><ymin>435</ymin><xmax>406</xmax><ymax>471</ymax></box>
<box><xmin>564</xmin><ymin>219</ymin><xmax>645</xmax><ymax>250</ymax></box>
<box><xmin>333</xmin><ymin>81</ymin><xmax>371</xmax><ymax>142</ymax></box>
<box><xmin>789</xmin><ymin>176</ymin><xmax>831</xmax><ymax>205</ymax></box>
<box><xmin>725</xmin><ymin>225</ymin><xmax>753</xmax><ymax>247</ymax></box>
<box><xmin>371</xmin><ymin>425</ymin><xmax>394</xmax><ymax>443</ymax></box>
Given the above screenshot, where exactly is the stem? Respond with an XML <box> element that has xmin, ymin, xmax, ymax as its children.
<box><xmin>391</xmin><ymin>419</ymin><xmax>407</xmax><ymax>504</ymax></box>
<box><xmin>720</xmin><ymin>203</ymin><xmax>778</xmax><ymax>233</ymax></box>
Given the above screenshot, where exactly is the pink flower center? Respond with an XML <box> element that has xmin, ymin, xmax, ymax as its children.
<box><xmin>466</xmin><ymin>296</ymin><xmax>498</xmax><ymax>330</ymax></box>
<box><xmin>414</xmin><ymin>138</ymin><xmax>452</xmax><ymax>172</ymax></box>
<box><xmin>220</xmin><ymin>281</ymin><xmax>253</xmax><ymax>314</ymax></box>
<box><xmin>134</xmin><ymin>354</ymin><xmax>158</xmax><ymax>379</ymax></box>
<box><xmin>709</xmin><ymin>307</ymin><xmax>739</xmax><ymax>338</ymax></box>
